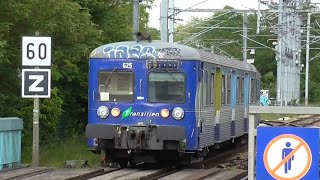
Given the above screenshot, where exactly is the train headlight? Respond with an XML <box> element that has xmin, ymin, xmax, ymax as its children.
<box><xmin>111</xmin><ymin>108</ymin><xmax>120</xmax><ymax>117</ymax></box>
<box><xmin>161</xmin><ymin>109</ymin><xmax>169</xmax><ymax>118</ymax></box>
<box><xmin>172</xmin><ymin>107</ymin><xmax>184</xmax><ymax>120</ymax></box>
<box><xmin>97</xmin><ymin>106</ymin><xmax>109</xmax><ymax>118</ymax></box>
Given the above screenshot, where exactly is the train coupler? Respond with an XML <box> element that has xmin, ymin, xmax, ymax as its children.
<box><xmin>135</xmin><ymin>129</ymin><xmax>142</xmax><ymax>152</ymax></box>
<box><xmin>178</xmin><ymin>139</ymin><xmax>186</xmax><ymax>152</ymax></box>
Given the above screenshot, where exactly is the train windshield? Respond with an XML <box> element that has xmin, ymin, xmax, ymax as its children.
<box><xmin>98</xmin><ymin>71</ymin><xmax>134</xmax><ymax>102</ymax></box>
<box><xmin>148</xmin><ymin>72</ymin><xmax>185</xmax><ymax>103</ymax></box>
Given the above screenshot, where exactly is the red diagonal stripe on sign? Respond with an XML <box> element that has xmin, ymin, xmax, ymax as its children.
<box><xmin>271</xmin><ymin>142</ymin><xmax>303</xmax><ymax>173</ymax></box>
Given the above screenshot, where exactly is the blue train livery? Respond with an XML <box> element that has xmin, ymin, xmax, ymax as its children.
<box><xmin>86</xmin><ymin>39</ymin><xmax>260</xmax><ymax>167</ymax></box>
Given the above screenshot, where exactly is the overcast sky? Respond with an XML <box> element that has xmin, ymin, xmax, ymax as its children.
<box><xmin>147</xmin><ymin>0</ymin><xmax>320</xmax><ymax>29</ymax></box>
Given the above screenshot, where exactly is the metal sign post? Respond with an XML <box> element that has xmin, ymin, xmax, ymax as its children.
<box><xmin>32</xmin><ymin>94</ymin><xmax>39</xmax><ymax>167</ymax></box>
<box><xmin>22</xmin><ymin>32</ymin><xmax>51</xmax><ymax>167</ymax></box>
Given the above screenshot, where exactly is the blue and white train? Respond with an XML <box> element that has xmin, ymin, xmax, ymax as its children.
<box><xmin>86</xmin><ymin>39</ymin><xmax>260</xmax><ymax>167</ymax></box>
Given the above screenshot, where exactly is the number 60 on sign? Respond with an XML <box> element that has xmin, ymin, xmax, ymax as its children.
<box><xmin>22</xmin><ymin>36</ymin><xmax>51</xmax><ymax>66</ymax></box>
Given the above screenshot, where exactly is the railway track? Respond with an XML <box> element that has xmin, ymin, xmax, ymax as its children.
<box><xmin>260</xmin><ymin>115</ymin><xmax>320</xmax><ymax>127</ymax></box>
<box><xmin>0</xmin><ymin>167</ymin><xmax>118</xmax><ymax>180</ymax></box>
<box><xmin>6</xmin><ymin>111</ymin><xmax>320</xmax><ymax>180</ymax></box>
<box><xmin>0</xmin><ymin>143</ymin><xmax>248</xmax><ymax>180</ymax></box>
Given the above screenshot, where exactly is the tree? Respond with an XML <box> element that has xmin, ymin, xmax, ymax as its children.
<box><xmin>0</xmin><ymin>0</ymin><xmax>157</xmax><ymax>152</ymax></box>
<box><xmin>175</xmin><ymin>7</ymin><xmax>277</xmax><ymax>98</ymax></box>
<box><xmin>0</xmin><ymin>0</ymin><xmax>102</xmax><ymax>147</ymax></box>
<box><xmin>73</xmin><ymin>0</ymin><xmax>155</xmax><ymax>42</ymax></box>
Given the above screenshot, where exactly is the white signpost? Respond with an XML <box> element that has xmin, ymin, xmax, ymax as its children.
<box><xmin>22</xmin><ymin>36</ymin><xmax>51</xmax><ymax>66</ymax></box>
<box><xmin>21</xmin><ymin>35</ymin><xmax>51</xmax><ymax>167</ymax></box>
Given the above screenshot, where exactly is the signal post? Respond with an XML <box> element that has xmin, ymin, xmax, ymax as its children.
<box><xmin>21</xmin><ymin>32</ymin><xmax>52</xmax><ymax>167</ymax></box>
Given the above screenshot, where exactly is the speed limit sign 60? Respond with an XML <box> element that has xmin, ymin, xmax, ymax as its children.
<box><xmin>22</xmin><ymin>36</ymin><xmax>51</xmax><ymax>66</ymax></box>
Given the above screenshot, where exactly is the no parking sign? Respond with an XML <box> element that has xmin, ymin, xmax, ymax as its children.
<box><xmin>256</xmin><ymin>127</ymin><xmax>319</xmax><ymax>180</ymax></box>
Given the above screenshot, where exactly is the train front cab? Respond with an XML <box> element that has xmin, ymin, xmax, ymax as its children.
<box><xmin>86</xmin><ymin>58</ymin><xmax>198</xmax><ymax>166</ymax></box>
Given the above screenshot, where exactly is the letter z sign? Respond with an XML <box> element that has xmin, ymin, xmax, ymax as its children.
<box><xmin>22</xmin><ymin>69</ymin><xmax>51</xmax><ymax>98</ymax></box>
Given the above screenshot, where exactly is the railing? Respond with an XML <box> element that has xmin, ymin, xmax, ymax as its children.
<box><xmin>0</xmin><ymin>117</ymin><xmax>23</xmax><ymax>171</ymax></box>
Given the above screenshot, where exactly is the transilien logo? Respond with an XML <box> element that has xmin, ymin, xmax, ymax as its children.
<box><xmin>122</xmin><ymin>106</ymin><xmax>132</xmax><ymax>119</ymax></box>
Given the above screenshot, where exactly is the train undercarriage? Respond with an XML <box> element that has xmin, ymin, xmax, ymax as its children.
<box><xmin>87</xmin><ymin>124</ymin><xmax>247</xmax><ymax>168</ymax></box>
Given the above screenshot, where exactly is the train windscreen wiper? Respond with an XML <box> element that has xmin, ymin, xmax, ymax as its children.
<box><xmin>105</xmin><ymin>68</ymin><xmax>118</xmax><ymax>86</ymax></box>
<box><xmin>165</xmin><ymin>68</ymin><xmax>183</xmax><ymax>88</ymax></box>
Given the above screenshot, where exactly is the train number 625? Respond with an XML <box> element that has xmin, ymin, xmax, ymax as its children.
<box><xmin>123</xmin><ymin>63</ymin><xmax>133</xmax><ymax>69</ymax></box>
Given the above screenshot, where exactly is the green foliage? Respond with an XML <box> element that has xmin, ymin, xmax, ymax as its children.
<box><xmin>175</xmin><ymin>5</ymin><xmax>320</xmax><ymax>103</ymax></box>
<box><xmin>175</xmin><ymin>6</ymin><xmax>277</xmax><ymax>98</ymax></box>
<box><xmin>263</xmin><ymin>72</ymin><xmax>276</xmax><ymax>97</ymax></box>
<box><xmin>0</xmin><ymin>0</ymin><xmax>101</xmax><ymax>145</ymax></box>
<box><xmin>146</xmin><ymin>27</ymin><xmax>161</xmax><ymax>40</ymax></box>
<box><xmin>0</xmin><ymin>0</ymin><xmax>156</xmax><ymax>162</ymax></box>
<box><xmin>74</xmin><ymin>0</ymin><xmax>155</xmax><ymax>42</ymax></box>
<box><xmin>309</xmin><ymin>60</ymin><xmax>320</xmax><ymax>102</ymax></box>
<box><xmin>22</xmin><ymin>137</ymin><xmax>101</xmax><ymax>167</ymax></box>
<box><xmin>39</xmin><ymin>137</ymin><xmax>101</xmax><ymax>167</ymax></box>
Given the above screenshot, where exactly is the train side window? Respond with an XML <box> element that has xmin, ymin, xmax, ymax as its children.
<box><xmin>249</xmin><ymin>78</ymin><xmax>251</xmax><ymax>103</ymax></box>
<box><xmin>250</xmin><ymin>78</ymin><xmax>256</xmax><ymax>103</ymax></box>
<box><xmin>253</xmin><ymin>79</ymin><xmax>256</xmax><ymax>103</ymax></box>
<box><xmin>221</xmin><ymin>74</ymin><xmax>225</xmax><ymax>105</ymax></box>
<box><xmin>241</xmin><ymin>77</ymin><xmax>244</xmax><ymax>104</ymax></box>
<box><xmin>227</xmin><ymin>74</ymin><xmax>231</xmax><ymax>105</ymax></box>
<box><xmin>206</xmin><ymin>71</ymin><xmax>211</xmax><ymax>106</ymax></box>
<box><xmin>202</xmin><ymin>70</ymin><xmax>207</xmax><ymax>106</ymax></box>
<box><xmin>210</xmin><ymin>72</ymin><xmax>215</xmax><ymax>106</ymax></box>
<box><xmin>237</xmin><ymin>76</ymin><xmax>240</xmax><ymax>104</ymax></box>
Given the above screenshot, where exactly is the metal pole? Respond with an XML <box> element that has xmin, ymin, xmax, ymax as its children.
<box><xmin>289</xmin><ymin>10</ymin><xmax>293</xmax><ymax>103</ymax></box>
<box><xmin>277</xmin><ymin>0</ymin><xmax>283</xmax><ymax>106</ymax></box>
<box><xmin>32</xmin><ymin>31</ymin><xmax>40</xmax><ymax>167</ymax></box>
<box><xmin>257</xmin><ymin>0</ymin><xmax>261</xmax><ymax>34</ymax></box>
<box><xmin>243</xmin><ymin>13</ymin><xmax>248</xmax><ymax>62</ymax></box>
<box><xmin>283</xmin><ymin>5</ymin><xmax>290</xmax><ymax>105</ymax></box>
<box><xmin>169</xmin><ymin>0</ymin><xmax>175</xmax><ymax>43</ymax></box>
<box><xmin>133</xmin><ymin>0</ymin><xmax>140</xmax><ymax>40</ymax></box>
<box><xmin>32</xmin><ymin>97</ymin><xmax>39</xmax><ymax>167</ymax></box>
<box><xmin>160</xmin><ymin>0</ymin><xmax>169</xmax><ymax>42</ymax></box>
<box><xmin>305</xmin><ymin>13</ymin><xmax>311</xmax><ymax>106</ymax></box>
<box><xmin>248</xmin><ymin>114</ymin><xmax>255</xmax><ymax>180</ymax></box>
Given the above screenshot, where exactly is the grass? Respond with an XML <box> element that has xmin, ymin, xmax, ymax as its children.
<box><xmin>22</xmin><ymin>137</ymin><xmax>102</xmax><ymax>168</ymax></box>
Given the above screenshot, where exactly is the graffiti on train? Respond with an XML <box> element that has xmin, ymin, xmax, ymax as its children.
<box><xmin>156</xmin><ymin>47</ymin><xmax>182</xmax><ymax>57</ymax></box>
<box><xmin>102</xmin><ymin>45</ymin><xmax>183</xmax><ymax>59</ymax></box>
<box><xmin>103</xmin><ymin>45</ymin><xmax>161</xmax><ymax>59</ymax></box>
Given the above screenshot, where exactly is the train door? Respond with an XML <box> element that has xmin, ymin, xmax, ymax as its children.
<box><xmin>231</xmin><ymin>70</ymin><xmax>237</xmax><ymax>137</ymax></box>
<box><xmin>198</xmin><ymin>62</ymin><xmax>205</xmax><ymax>148</ymax></box>
<box><xmin>196</xmin><ymin>62</ymin><xmax>202</xmax><ymax>148</ymax></box>
<box><xmin>199</xmin><ymin>63</ymin><xmax>216</xmax><ymax>148</ymax></box>
<box><xmin>198</xmin><ymin>62</ymin><xmax>208</xmax><ymax>148</ymax></box>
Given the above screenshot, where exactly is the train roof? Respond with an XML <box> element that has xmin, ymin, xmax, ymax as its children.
<box><xmin>90</xmin><ymin>41</ymin><xmax>259</xmax><ymax>73</ymax></box>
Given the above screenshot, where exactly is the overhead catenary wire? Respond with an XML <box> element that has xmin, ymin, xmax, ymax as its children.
<box><xmin>181</xmin><ymin>13</ymin><xmax>240</xmax><ymax>45</ymax></box>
